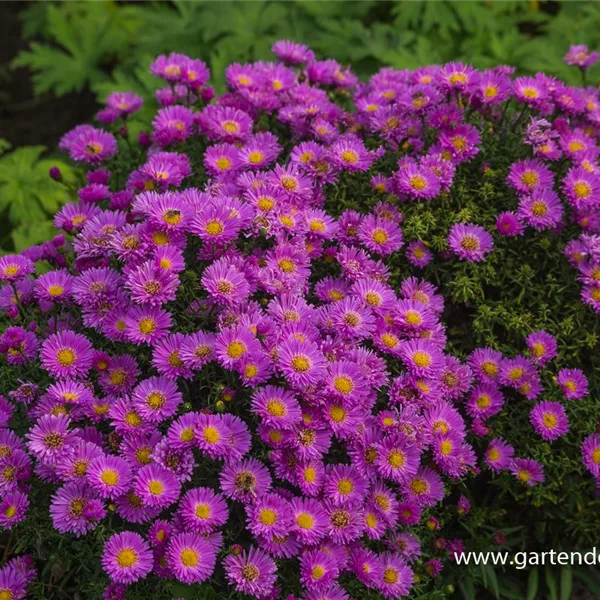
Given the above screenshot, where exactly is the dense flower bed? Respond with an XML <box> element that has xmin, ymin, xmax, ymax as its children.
<box><xmin>0</xmin><ymin>41</ymin><xmax>600</xmax><ymax>600</ymax></box>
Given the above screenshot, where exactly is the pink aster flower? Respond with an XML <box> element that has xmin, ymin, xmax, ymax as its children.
<box><xmin>556</xmin><ymin>368</ymin><xmax>588</xmax><ymax>400</ymax></box>
<box><xmin>224</xmin><ymin>546</ymin><xmax>277</xmax><ymax>597</ymax></box>
<box><xmin>525</xmin><ymin>330</ymin><xmax>557</xmax><ymax>366</ymax></box>
<box><xmin>518</xmin><ymin>190</ymin><xmax>563</xmax><ymax>231</ymax></box>
<box><xmin>447</xmin><ymin>223</ymin><xmax>494</xmax><ymax>262</ymax></box>
<box><xmin>101</xmin><ymin>531</ymin><xmax>153</xmax><ymax>584</ymax></box>
<box><xmin>134</xmin><ymin>464</ymin><xmax>181</xmax><ymax>508</ymax></box>
<box><xmin>166</xmin><ymin>532</ymin><xmax>217</xmax><ymax>584</ymax></box>
<box><xmin>358</xmin><ymin>215</ymin><xmax>404</xmax><ymax>257</ymax></box>
<box><xmin>0</xmin><ymin>255</ymin><xmax>34</xmax><ymax>283</ymax></box>
<box><xmin>179</xmin><ymin>487</ymin><xmax>229</xmax><ymax>533</ymax></box>
<box><xmin>530</xmin><ymin>401</ymin><xmax>570</xmax><ymax>441</ymax></box>
<box><xmin>510</xmin><ymin>457</ymin><xmax>545</xmax><ymax>487</ymax></box>
<box><xmin>87</xmin><ymin>455</ymin><xmax>132</xmax><ymax>500</ymax></box>
<box><xmin>40</xmin><ymin>330</ymin><xmax>94</xmax><ymax>379</ymax></box>
<box><xmin>581</xmin><ymin>433</ymin><xmax>600</xmax><ymax>477</ymax></box>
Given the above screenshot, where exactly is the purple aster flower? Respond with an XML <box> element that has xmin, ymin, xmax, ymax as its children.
<box><xmin>350</xmin><ymin>547</ymin><xmax>383</xmax><ymax>589</ymax></box>
<box><xmin>0</xmin><ymin>568</ymin><xmax>27</xmax><ymax>600</ymax></box>
<box><xmin>272</xmin><ymin>40</ymin><xmax>315</xmax><ymax>65</ymax></box>
<box><xmin>507</xmin><ymin>159</ymin><xmax>554</xmax><ymax>194</ymax></box>
<box><xmin>465</xmin><ymin>384</ymin><xmax>504</xmax><ymax>419</ymax></box>
<box><xmin>374</xmin><ymin>434</ymin><xmax>420</xmax><ymax>484</ymax></box>
<box><xmin>518</xmin><ymin>190</ymin><xmax>563</xmax><ymax>231</ymax></box>
<box><xmin>35</xmin><ymin>269</ymin><xmax>73</xmax><ymax>303</ymax></box>
<box><xmin>440</xmin><ymin>62</ymin><xmax>478</xmax><ymax>91</ymax></box>
<box><xmin>87</xmin><ymin>455</ymin><xmax>132</xmax><ymax>499</ymax></box>
<box><xmin>197</xmin><ymin>105</ymin><xmax>253</xmax><ymax>142</ymax></box>
<box><xmin>556</xmin><ymin>368</ymin><xmax>588</xmax><ymax>400</ymax></box>
<box><xmin>101</xmin><ymin>531</ymin><xmax>153</xmax><ymax>584</ymax></box>
<box><xmin>61</xmin><ymin>126</ymin><xmax>117</xmax><ymax>164</ymax></box>
<box><xmin>510</xmin><ymin>458</ymin><xmax>545</xmax><ymax>487</ymax></box>
<box><xmin>300</xmin><ymin>548</ymin><xmax>339</xmax><ymax>590</ymax></box>
<box><xmin>0</xmin><ymin>327</ymin><xmax>39</xmax><ymax>365</ymax></box>
<box><xmin>278</xmin><ymin>338</ymin><xmax>327</xmax><ymax>388</ymax></box>
<box><xmin>468</xmin><ymin>347</ymin><xmax>503</xmax><ymax>383</ymax></box>
<box><xmin>251</xmin><ymin>385</ymin><xmax>302</xmax><ymax>430</ymax></box>
<box><xmin>399</xmin><ymin>339</ymin><xmax>444</xmax><ymax>378</ymax></box>
<box><xmin>581</xmin><ymin>433</ymin><xmax>600</xmax><ymax>477</ymax></box>
<box><xmin>134</xmin><ymin>464</ymin><xmax>181</xmax><ymax>508</ymax></box>
<box><xmin>448</xmin><ymin>223</ymin><xmax>494</xmax><ymax>262</ymax></box>
<box><xmin>530</xmin><ymin>401</ymin><xmax>570</xmax><ymax>441</ymax></box>
<box><xmin>565</xmin><ymin>45</ymin><xmax>600</xmax><ymax>70</ymax></box>
<box><xmin>0</xmin><ymin>255</ymin><xmax>34</xmax><ymax>284</ymax></box>
<box><xmin>324</xmin><ymin>464</ymin><xmax>368</xmax><ymax>506</ymax></box>
<box><xmin>378</xmin><ymin>552</ymin><xmax>414</xmax><ymax>599</ymax></box>
<box><xmin>166</xmin><ymin>532</ymin><xmax>217</xmax><ymax>584</ymax></box>
<box><xmin>0</xmin><ymin>490</ymin><xmax>29</xmax><ymax>529</ymax></box>
<box><xmin>202</xmin><ymin>260</ymin><xmax>250</xmax><ymax>306</ymax></box>
<box><xmin>396</xmin><ymin>164</ymin><xmax>441</xmax><ymax>200</ymax></box>
<box><xmin>290</xmin><ymin>497</ymin><xmax>328</xmax><ymax>545</ymax></box>
<box><xmin>324</xmin><ymin>501</ymin><xmax>363</xmax><ymax>544</ymax></box>
<box><xmin>106</xmin><ymin>91</ymin><xmax>143</xmax><ymax>117</ymax></box>
<box><xmin>152</xmin><ymin>106</ymin><xmax>194</xmax><ymax>146</ymax></box>
<box><xmin>223</xmin><ymin>546</ymin><xmax>277</xmax><ymax>597</ymax></box>
<box><xmin>126</xmin><ymin>262</ymin><xmax>179</xmax><ymax>307</ymax></box>
<box><xmin>406</xmin><ymin>240</ymin><xmax>433</xmax><ymax>267</ymax></box>
<box><xmin>50</xmin><ymin>482</ymin><xmax>105</xmax><ymax>536</ymax></box>
<box><xmin>246</xmin><ymin>492</ymin><xmax>292</xmax><ymax>541</ymax></box>
<box><xmin>40</xmin><ymin>330</ymin><xmax>93</xmax><ymax>379</ymax></box>
<box><xmin>26</xmin><ymin>414</ymin><xmax>76</xmax><ymax>464</ymax></box>
<box><xmin>499</xmin><ymin>356</ymin><xmax>537</xmax><ymax>388</ymax></box>
<box><xmin>402</xmin><ymin>467</ymin><xmax>444</xmax><ymax>507</ymax></box>
<box><xmin>358</xmin><ymin>215</ymin><xmax>404</xmax><ymax>257</ymax></box>
<box><xmin>562</xmin><ymin>166</ymin><xmax>600</xmax><ymax>210</ymax></box>
<box><xmin>179</xmin><ymin>487</ymin><xmax>229</xmax><ymax>533</ymax></box>
<box><xmin>220</xmin><ymin>458</ymin><xmax>272</xmax><ymax>502</ymax></box>
<box><xmin>125</xmin><ymin>305</ymin><xmax>172</xmax><ymax>345</ymax></box>
<box><xmin>496</xmin><ymin>211</ymin><xmax>524</xmax><ymax>237</ymax></box>
<box><xmin>525</xmin><ymin>330</ymin><xmax>557</xmax><ymax>365</ymax></box>
<box><xmin>132</xmin><ymin>377</ymin><xmax>182</xmax><ymax>423</ymax></box>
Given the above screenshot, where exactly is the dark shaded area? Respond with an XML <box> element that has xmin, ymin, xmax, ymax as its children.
<box><xmin>0</xmin><ymin>3</ymin><xmax>97</xmax><ymax>149</ymax></box>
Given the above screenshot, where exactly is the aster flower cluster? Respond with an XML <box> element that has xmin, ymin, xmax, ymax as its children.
<box><xmin>1</xmin><ymin>40</ymin><xmax>600</xmax><ymax>599</ymax></box>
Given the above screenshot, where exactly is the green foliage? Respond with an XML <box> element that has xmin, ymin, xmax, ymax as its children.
<box><xmin>15</xmin><ymin>1</ymin><xmax>600</xmax><ymax>102</ymax></box>
<box><xmin>14</xmin><ymin>2</ymin><xmax>142</xmax><ymax>95</ymax></box>
<box><xmin>0</xmin><ymin>144</ymin><xmax>76</xmax><ymax>251</ymax></box>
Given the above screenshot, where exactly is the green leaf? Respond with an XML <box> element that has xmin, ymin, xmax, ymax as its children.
<box><xmin>0</xmin><ymin>146</ymin><xmax>76</xmax><ymax>227</ymax></box>
<box><xmin>11</xmin><ymin>220</ymin><xmax>57</xmax><ymax>253</ymax></box>
<box><xmin>526</xmin><ymin>568</ymin><xmax>539</xmax><ymax>600</ymax></box>
<box><xmin>13</xmin><ymin>2</ymin><xmax>142</xmax><ymax>96</ymax></box>
<box><xmin>546</xmin><ymin>565</ymin><xmax>559</xmax><ymax>600</ymax></box>
<box><xmin>560</xmin><ymin>567</ymin><xmax>573</xmax><ymax>600</ymax></box>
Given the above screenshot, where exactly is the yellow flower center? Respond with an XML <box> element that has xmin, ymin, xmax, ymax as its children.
<box><xmin>409</xmin><ymin>175</ymin><xmax>427</xmax><ymax>191</ymax></box>
<box><xmin>116</xmin><ymin>548</ymin><xmax>138</xmax><ymax>568</ymax></box>
<box><xmin>101</xmin><ymin>469</ymin><xmax>119</xmax><ymax>486</ymax></box>
<box><xmin>371</xmin><ymin>229</ymin><xmax>389</xmax><ymax>245</ymax></box>
<box><xmin>227</xmin><ymin>341</ymin><xmax>246</xmax><ymax>359</ymax></box>
<box><xmin>296</xmin><ymin>513</ymin><xmax>314</xmax><ymax>529</ymax></box>
<box><xmin>203</xmin><ymin>426</ymin><xmax>220</xmax><ymax>444</ymax></box>
<box><xmin>291</xmin><ymin>356</ymin><xmax>310</xmax><ymax>372</ymax></box>
<box><xmin>259</xmin><ymin>508</ymin><xmax>277</xmax><ymax>525</ymax></box>
<box><xmin>388</xmin><ymin>450</ymin><xmax>405</xmax><ymax>469</ymax></box>
<box><xmin>139</xmin><ymin>318</ymin><xmax>157</xmax><ymax>335</ymax></box>
<box><xmin>181</xmin><ymin>549</ymin><xmax>199</xmax><ymax>567</ymax></box>
<box><xmin>48</xmin><ymin>285</ymin><xmax>64</xmax><ymax>297</ymax></box>
<box><xmin>57</xmin><ymin>348</ymin><xmax>76</xmax><ymax>367</ymax></box>
<box><xmin>412</xmin><ymin>351</ymin><xmax>431</xmax><ymax>368</ymax></box>
<box><xmin>410</xmin><ymin>477</ymin><xmax>428</xmax><ymax>494</ymax></box>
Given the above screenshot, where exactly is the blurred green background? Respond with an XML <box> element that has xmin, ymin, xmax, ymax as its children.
<box><xmin>0</xmin><ymin>0</ymin><xmax>599</xmax><ymax>252</ymax></box>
